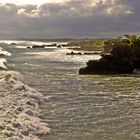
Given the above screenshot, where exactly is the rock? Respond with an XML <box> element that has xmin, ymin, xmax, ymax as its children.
<box><xmin>10</xmin><ymin>43</ymin><xmax>17</xmax><ymax>45</ymax></box>
<box><xmin>27</xmin><ymin>46</ymin><xmax>32</xmax><ymax>49</ymax></box>
<box><xmin>66</xmin><ymin>51</ymin><xmax>101</xmax><ymax>55</ymax></box>
<box><xmin>12</xmin><ymin>121</ymin><xmax>22</xmax><ymax>129</ymax></box>
<box><xmin>13</xmin><ymin>82</ymin><xmax>26</xmax><ymax>91</ymax></box>
<box><xmin>32</xmin><ymin>44</ymin><xmax>57</xmax><ymax>49</ymax></box>
<box><xmin>6</xmin><ymin>125</ymin><xmax>15</xmax><ymax>131</ymax></box>
<box><xmin>3</xmin><ymin>130</ymin><xmax>14</xmax><ymax>137</ymax></box>
<box><xmin>84</xmin><ymin>52</ymin><xmax>101</xmax><ymax>55</ymax></box>
<box><xmin>46</xmin><ymin>43</ymin><xmax>57</xmax><ymax>47</ymax></box>
<box><xmin>79</xmin><ymin>45</ymin><xmax>135</xmax><ymax>74</ymax></box>
<box><xmin>32</xmin><ymin>45</ymin><xmax>45</xmax><ymax>49</ymax></box>
<box><xmin>57</xmin><ymin>45</ymin><xmax>62</xmax><ymax>48</ymax></box>
<box><xmin>79</xmin><ymin>59</ymin><xmax>134</xmax><ymax>74</ymax></box>
<box><xmin>66</xmin><ymin>51</ymin><xmax>82</xmax><ymax>55</ymax></box>
<box><xmin>16</xmin><ymin>106</ymin><xmax>23</xmax><ymax>112</ymax></box>
<box><xmin>26</xmin><ymin>100</ymin><xmax>36</xmax><ymax>107</ymax></box>
<box><xmin>25</xmin><ymin>110</ymin><xmax>34</xmax><ymax>116</ymax></box>
<box><xmin>21</xmin><ymin>130</ymin><xmax>29</xmax><ymax>136</ymax></box>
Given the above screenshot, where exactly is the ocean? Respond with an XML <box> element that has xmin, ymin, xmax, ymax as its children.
<box><xmin>2</xmin><ymin>40</ymin><xmax>140</xmax><ymax>140</ymax></box>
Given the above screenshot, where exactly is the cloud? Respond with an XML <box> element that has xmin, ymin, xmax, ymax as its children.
<box><xmin>0</xmin><ymin>0</ymin><xmax>69</xmax><ymax>5</ymax></box>
<box><xmin>35</xmin><ymin>0</ymin><xmax>132</xmax><ymax>17</ymax></box>
<box><xmin>17</xmin><ymin>8</ymin><xmax>40</xmax><ymax>17</ymax></box>
<box><xmin>0</xmin><ymin>0</ymin><xmax>139</xmax><ymax>39</ymax></box>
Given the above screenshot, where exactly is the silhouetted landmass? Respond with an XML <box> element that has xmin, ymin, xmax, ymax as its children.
<box><xmin>79</xmin><ymin>35</ymin><xmax>140</xmax><ymax>74</ymax></box>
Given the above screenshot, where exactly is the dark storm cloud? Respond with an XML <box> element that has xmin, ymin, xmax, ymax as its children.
<box><xmin>0</xmin><ymin>0</ymin><xmax>139</xmax><ymax>39</ymax></box>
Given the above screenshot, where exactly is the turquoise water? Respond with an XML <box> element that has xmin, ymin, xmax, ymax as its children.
<box><xmin>7</xmin><ymin>46</ymin><xmax>140</xmax><ymax>140</ymax></box>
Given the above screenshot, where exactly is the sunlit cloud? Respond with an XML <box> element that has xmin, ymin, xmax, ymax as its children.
<box><xmin>0</xmin><ymin>0</ymin><xmax>138</xmax><ymax>39</ymax></box>
<box><xmin>0</xmin><ymin>0</ymin><xmax>68</xmax><ymax>5</ymax></box>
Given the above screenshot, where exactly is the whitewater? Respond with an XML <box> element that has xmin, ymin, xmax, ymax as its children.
<box><xmin>0</xmin><ymin>45</ymin><xmax>50</xmax><ymax>140</ymax></box>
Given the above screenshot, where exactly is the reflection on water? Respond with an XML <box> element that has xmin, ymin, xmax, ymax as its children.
<box><xmin>8</xmin><ymin>47</ymin><xmax>140</xmax><ymax>140</ymax></box>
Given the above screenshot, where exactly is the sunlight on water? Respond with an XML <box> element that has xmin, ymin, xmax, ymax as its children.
<box><xmin>0</xmin><ymin>40</ymin><xmax>68</xmax><ymax>45</ymax></box>
<box><xmin>24</xmin><ymin>48</ymin><xmax>101</xmax><ymax>63</ymax></box>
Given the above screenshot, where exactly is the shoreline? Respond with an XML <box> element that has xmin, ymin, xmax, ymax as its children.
<box><xmin>0</xmin><ymin>49</ymin><xmax>50</xmax><ymax>140</ymax></box>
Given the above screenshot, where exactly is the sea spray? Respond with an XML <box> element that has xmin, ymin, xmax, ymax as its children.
<box><xmin>0</xmin><ymin>48</ymin><xmax>50</xmax><ymax>140</ymax></box>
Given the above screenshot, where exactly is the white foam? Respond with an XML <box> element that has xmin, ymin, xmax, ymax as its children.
<box><xmin>15</xmin><ymin>46</ymin><xmax>30</xmax><ymax>49</ymax></box>
<box><xmin>0</xmin><ymin>58</ymin><xmax>8</xmax><ymax>69</ymax></box>
<box><xmin>0</xmin><ymin>40</ymin><xmax>69</xmax><ymax>46</ymax></box>
<box><xmin>0</xmin><ymin>71</ymin><xmax>50</xmax><ymax>140</ymax></box>
<box><xmin>0</xmin><ymin>47</ymin><xmax>12</xmax><ymax>56</ymax></box>
<box><xmin>44</xmin><ymin>46</ymin><xmax>58</xmax><ymax>49</ymax></box>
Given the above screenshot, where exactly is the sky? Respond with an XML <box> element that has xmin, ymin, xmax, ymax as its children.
<box><xmin>0</xmin><ymin>0</ymin><xmax>139</xmax><ymax>39</ymax></box>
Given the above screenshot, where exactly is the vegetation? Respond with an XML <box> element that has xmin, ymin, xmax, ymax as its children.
<box><xmin>126</xmin><ymin>35</ymin><xmax>140</xmax><ymax>57</ymax></box>
<box><xmin>79</xmin><ymin>35</ymin><xmax>140</xmax><ymax>74</ymax></box>
<box><xmin>68</xmin><ymin>39</ymin><xmax>105</xmax><ymax>51</ymax></box>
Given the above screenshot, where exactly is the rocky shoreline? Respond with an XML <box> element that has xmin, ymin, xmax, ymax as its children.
<box><xmin>79</xmin><ymin>35</ymin><xmax>140</xmax><ymax>75</ymax></box>
<box><xmin>0</xmin><ymin>49</ymin><xmax>50</xmax><ymax>140</ymax></box>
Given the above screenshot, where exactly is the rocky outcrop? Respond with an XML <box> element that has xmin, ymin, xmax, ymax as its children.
<box><xmin>66</xmin><ymin>51</ymin><xmax>101</xmax><ymax>55</ymax></box>
<box><xmin>79</xmin><ymin>58</ymin><xmax>134</xmax><ymax>74</ymax></box>
<box><xmin>32</xmin><ymin>45</ymin><xmax>45</xmax><ymax>49</ymax></box>
<box><xmin>32</xmin><ymin>44</ymin><xmax>57</xmax><ymax>49</ymax></box>
<box><xmin>79</xmin><ymin>45</ymin><xmax>135</xmax><ymax>74</ymax></box>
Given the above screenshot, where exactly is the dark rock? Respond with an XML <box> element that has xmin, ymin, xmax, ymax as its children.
<box><xmin>57</xmin><ymin>45</ymin><xmax>62</xmax><ymax>48</ymax></box>
<box><xmin>32</xmin><ymin>44</ymin><xmax>57</xmax><ymax>48</ymax></box>
<box><xmin>26</xmin><ymin>100</ymin><xmax>36</xmax><ymax>107</ymax></box>
<box><xmin>66</xmin><ymin>51</ymin><xmax>82</xmax><ymax>55</ymax></box>
<box><xmin>32</xmin><ymin>45</ymin><xmax>45</xmax><ymax>49</ymax></box>
<box><xmin>47</xmin><ymin>43</ymin><xmax>57</xmax><ymax>46</ymax></box>
<box><xmin>21</xmin><ymin>130</ymin><xmax>29</xmax><ymax>136</ymax></box>
<box><xmin>79</xmin><ymin>59</ymin><xmax>134</xmax><ymax>74</ymax></box>
<box><xmin>27</xmin><ymin>46</ymin><xmax>31</xmax><ymax>49</ymax></box>
<box><xmin>66</xmin><ymin>51</ymin><xmax>101</xmax><ymax>55</ymax></box>
<box><xmin>84</xmin><ymin>52</ymin><xmax>101</xmax><ymax>55</ymax></box>
<box><xmin>15</xmin><ymin>106</ymin><xmax>23</xmax><ymax>114</ymax></box>
<box><xmin>0</xmin><ymin>54</ymin><xmax>5</xmax><ymax>57</ymax></box>
<box><xmin>12</xmin><ymin>122</ymin><xmax>22</xmax><ymax>128</ymax></box>
<box><xmin>25</xmin><ymin>110</ymin><xmax>34</xmax><ymax>116</ymax></box>
<box><xmin>79</xmin><ymin>45</ymin><xmax>135</xmax><ymax>74</ymax></box>
<box><xmin>4</xmin><ymin>130</ymin><xmax>14</xmax><ymax>137</ymax></box>
<box><xmin>10</xmin><ymin>43</ymin><xmax>17</xmax><ymax>45</ymax></box>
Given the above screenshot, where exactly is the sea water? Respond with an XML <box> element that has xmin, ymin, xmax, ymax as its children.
<box><xmin>4</xmin><ymin>42</ymin><xmax>140</xmax><ymax>140</ymax></box>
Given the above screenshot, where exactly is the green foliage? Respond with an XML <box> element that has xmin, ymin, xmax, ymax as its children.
<box><xmin>68</xmin><ymin>39</ymin><xmax>105</xmax><ymax>51</ymax></box>
<box><xmin>111</xmin><ymin>45</ymin><xmax>134</xmax><ymax>59</ymax></box>
<box><xmin>68</xmin><ymin>35</ymin><xmax>140</xmax><ymax>54</ymax></box>
<box><xmin>104</xmin><ymin>35</ymin><xmax>140</xmax><ymax>57</ymax></box>
<box><xmin>128</xmin><ymin>36</ymin><xmax>140</xmax><ymax>57</ymax></box>
<box><xmin>104</xmin><ymin>39</ymin><xmax>128</xmax><ymax>47</ymax></box>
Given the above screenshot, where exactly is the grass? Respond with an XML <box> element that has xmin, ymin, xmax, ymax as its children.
<box><xmin>68</xmin><ymin>39</ymin><xmax>106</xmax><ymax>51</ymax></box>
